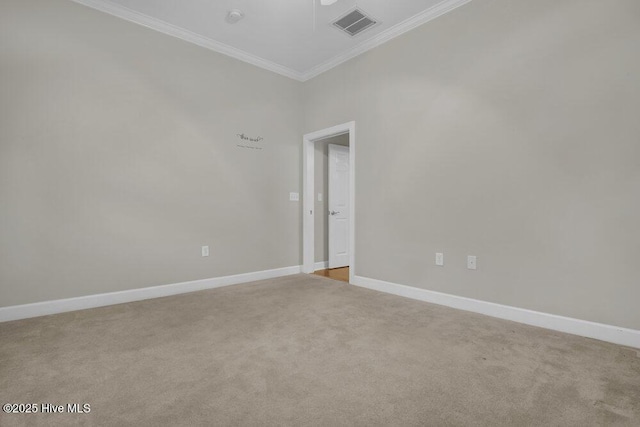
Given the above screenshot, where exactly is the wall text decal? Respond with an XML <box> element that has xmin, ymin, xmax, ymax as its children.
<box><xmin>237</xmin><ymin>133</ymin><xmax>263</xmax><ymax>142</ymax></box>
<box><xmin>235</xmin><ymin>133</ymin><xmax>265</xmax><ymax>150</ymax></box>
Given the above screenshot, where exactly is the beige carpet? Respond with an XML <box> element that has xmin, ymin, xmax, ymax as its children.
<box><xmin>1</xmin><ymin>274</ymin><xmax>639</xmax><ymax>426</ymax></box>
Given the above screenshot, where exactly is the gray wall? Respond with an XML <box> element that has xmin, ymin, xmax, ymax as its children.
<box><xmin>2</xmin><ymin>0</ymin><xmax>639</xmax><ymax>331</ymax></box>
<box><xmin>314</xmin><ymin>135</ymin><xmax>349</xmax><ymax>264</ymax></box>
<box><xmin>0</xmin><ymin>0</ymin><xmax>303</xmax><ymax>307</ymax></box>
<box><xmin>304</xmin><ymin>0</ymin><xmax>640</xmax><ymax>329</ymax></box>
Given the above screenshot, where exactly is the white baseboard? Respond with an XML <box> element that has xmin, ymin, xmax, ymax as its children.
<box><xmin>314</xmin><ymin>261</ymin><xmax>328</xmax><ymax>271</ymax></box>
<box><xmin>4</xmin><ymin>269</ymin><xmax>637</xmax><ymax>349</ymax></box>
<box><xmin>352</xmin><ymin>275</ymin><xmax>640</xmax><ymax>349</ymax></box>
<box><xmin>0</xmin><ymin>266</ymin><xmax>301</xmax><ymax>323</ymax></box>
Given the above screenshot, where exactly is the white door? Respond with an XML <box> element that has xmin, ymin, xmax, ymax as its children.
<box><xmin>328</xmin><ymin>144</ymin><xmax>350</xmax><ymax>268</ymax></box>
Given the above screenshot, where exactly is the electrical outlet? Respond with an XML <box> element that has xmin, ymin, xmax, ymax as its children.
<box><xmin>435</xmin><ymin>253</ymin><xmax>444</xmax><ymax>266</ymax></box>
<box><xmin>289</xmin><ymin>192</ymin><xmax>299</xmax><ymax>201</ymax></box>
<box><xmin>467</xmin><ymin>255</ymin><xmax>477</xmax><ymax>270</ymax></box>
<box><xmin>202</xmin><ymin>246</ymin><xmax>209</xmax><ymax>257</ymax></box>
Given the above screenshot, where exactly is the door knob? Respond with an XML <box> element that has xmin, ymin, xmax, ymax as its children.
<box><xmin>329</xmin><ymin>210</ymin><xmax>340</xmax><ymax>216</ymax></box>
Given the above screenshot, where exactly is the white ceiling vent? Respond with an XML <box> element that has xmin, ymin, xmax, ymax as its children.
<box><xmin>332</xmin><ymin>8</ymin><xmax>379</xmax><ymax>37</ymax></box>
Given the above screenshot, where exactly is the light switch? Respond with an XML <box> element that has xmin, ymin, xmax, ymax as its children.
<box><xmin>289</xmin><ymin>192</ymin><xmax>299</xmax><ymax>201</ymax></box>
<box><xmin>467</xmin><ymin>255</ymin><xmax>477</xmax><ymax>270</ymax></box>
<box><xmin>435</xmin><ymin>253</ymin><xmax>444</xmax><ymax>266</ymax></box>
<box><xmin>317</xmin><ymin>193</ymin><xmax>323</xmax><ymax>202</ymax></box>
<box><xmin>202</xmin><ymin>246</ymin><xmax>209</xmax><ymax>257</ymax></box>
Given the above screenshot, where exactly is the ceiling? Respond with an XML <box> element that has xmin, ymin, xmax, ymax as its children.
<box><xmin>74</xmin><ymin>0</ymin><xmax>472</xmax><ymax>81</ymax></box>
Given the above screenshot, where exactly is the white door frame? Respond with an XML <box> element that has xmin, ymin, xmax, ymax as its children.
<box><xmin>302</xmin><ymin>121</ymin><xmax>355</xmax><ymax>283</ymax></box>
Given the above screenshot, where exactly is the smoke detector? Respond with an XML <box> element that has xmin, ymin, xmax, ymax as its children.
<box><xmin>225</xmin><ymin>9</ymin><xmax>244</xmax><ymax>24</ymax></box>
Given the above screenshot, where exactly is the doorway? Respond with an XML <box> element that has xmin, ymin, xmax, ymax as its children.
<box><xmin>302</xmin><ymin>121</ymin><xmax>355</xmax><ymax>284</ymax></box>
<box><xmin>312</xmin><ymin>138</ymin><xmax>350</xmax><ymax>282</ymax></box>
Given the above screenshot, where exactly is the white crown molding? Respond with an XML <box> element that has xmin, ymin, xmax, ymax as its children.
<box><xmin>71</xmin><ymin>0</ymin><xmax>472</xmax><ymax>83</ymax></box>
<box><xmin>0</xmin><ymin>266</ymin><xmax>301</xmax><ymax>323</ymax></box>
<box><xmin>71</xmin><ymin>0</ymin><xmax>307</xmax><ymax>81</ymax></box>
<box><xmin>300</xmin><ymin>0</ymin><xmax>473</xmax><ymax>81</ymax></box>
<box><xmin>352</xmin><ymin>275</ymin><xmax>640</xmax><ymax>349</ymax></box>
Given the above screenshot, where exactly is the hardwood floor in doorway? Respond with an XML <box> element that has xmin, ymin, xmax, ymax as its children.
<box><xmin>313</xmin><ymin>267</ymin><xmax>349</xmax><ymax>283</ymax></box>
